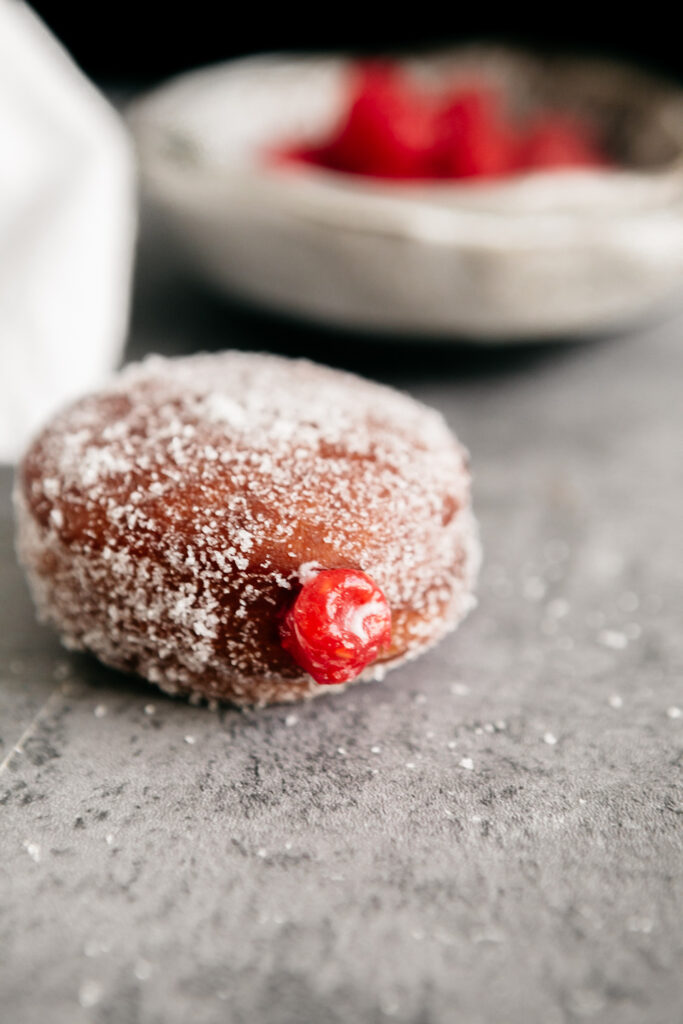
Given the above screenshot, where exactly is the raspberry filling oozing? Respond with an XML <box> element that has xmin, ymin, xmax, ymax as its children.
<box><xmin>280</xmin><ymin>568</ymin><xmax>392</xmax><ymax>685</ymax></box>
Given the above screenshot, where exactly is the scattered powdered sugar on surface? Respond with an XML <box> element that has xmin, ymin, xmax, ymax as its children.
<box><xmin>15</xmin><ymin>351</ymin><xmax>478</xmax><ymax>706</ymax></box>
<box><xmin>598</xmin><ymin>629</ymin><xmax>628</xmax><ymax>651</ymax></box>
<box><xmin>23</xmin><ymin>840</ymin><xmax>41</xmax><ymax>863</ymax></box>
<box><xmin>78</xmin><ymin>980</ymin><xmax>103</xmax><ymax>1008</ymax></box>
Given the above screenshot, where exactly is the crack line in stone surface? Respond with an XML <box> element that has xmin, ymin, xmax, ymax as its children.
<box><xmin>0</xmin><ymin>686</ymin><xmax>65</xmax><ymax>778</ymax></box>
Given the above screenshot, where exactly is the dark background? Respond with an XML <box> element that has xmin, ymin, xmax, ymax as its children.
<box><xmin>31</xmin><ymin>4</ymin><xmax>683</xmax><ymax>87</ymax></box>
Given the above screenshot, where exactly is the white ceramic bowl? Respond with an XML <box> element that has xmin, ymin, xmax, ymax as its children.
<box><xmin>130</xmin><ymin>49</ymin><xmax>683</xmax><ymax>340</ymax></box>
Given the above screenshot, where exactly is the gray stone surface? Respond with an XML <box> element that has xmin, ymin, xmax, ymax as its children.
<box><xmin>1</xmin><ymin>231</ymin><xmax>682</xmax><ymax>1024</ymax></box>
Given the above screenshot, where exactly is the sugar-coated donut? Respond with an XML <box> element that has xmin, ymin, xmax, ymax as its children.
<box><xmin>15</xmin><ymin>352</ymin><xmax>479</xmax><ymax>706</ymax></box>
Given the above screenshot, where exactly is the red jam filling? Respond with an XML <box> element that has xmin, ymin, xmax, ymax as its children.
<box><xmin>280</xmin><ymin>567</ymin><xmax>392</xmax><ymax>685</ymax></box>
<box><xmin>270</xmin><ymin>62</ymin><xmax>609</xmax><ymax>181</ymax></box>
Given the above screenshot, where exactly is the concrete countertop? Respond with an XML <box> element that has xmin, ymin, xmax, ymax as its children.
<box><xmin>1</xmin><ymin>231</ymin><xmax>682</xmax><ymax>1024</ymax></box>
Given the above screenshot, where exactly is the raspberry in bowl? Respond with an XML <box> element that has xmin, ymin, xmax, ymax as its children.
<box><xmin>272</xmin><ymin>61</ymin><xmax>611</xmax><ymax>182</ymax></box>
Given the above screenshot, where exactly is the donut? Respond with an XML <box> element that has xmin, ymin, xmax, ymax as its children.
<box><xmin>15</xmin><ymin>352</ymin><xmax>479</xmax><ymax>706</ymax></box>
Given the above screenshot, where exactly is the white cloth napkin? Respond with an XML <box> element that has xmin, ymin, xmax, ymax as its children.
<box><xmin>0</xmin><ymin>1</ymin><xmax>136</xmax><ymax>463</ymax></box>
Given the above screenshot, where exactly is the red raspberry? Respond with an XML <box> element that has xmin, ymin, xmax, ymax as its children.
<box><xmin>520</xmin><ymin>115</ymin><xmax>608</xmax><ymax>170</ymax></box>
<box><xmin>320</xmin><ymin>63</ymin><xmax>437</xmax><ymax>179</ymax></box>
<box><xmin>431</xmin><ymin>85</ymin><xmax>517</xmax><ymax>179</ymax></box>
<box><xmin>280</xmin><ymin>568</ymin><xmax>392</xmax><ymax>685</ymax></box>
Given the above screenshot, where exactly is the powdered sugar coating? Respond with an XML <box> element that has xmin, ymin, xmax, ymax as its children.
<box><xmin>16</xmin><ymin>352</ymin><xmax>479</xmax><ymax>705</ymax></box>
